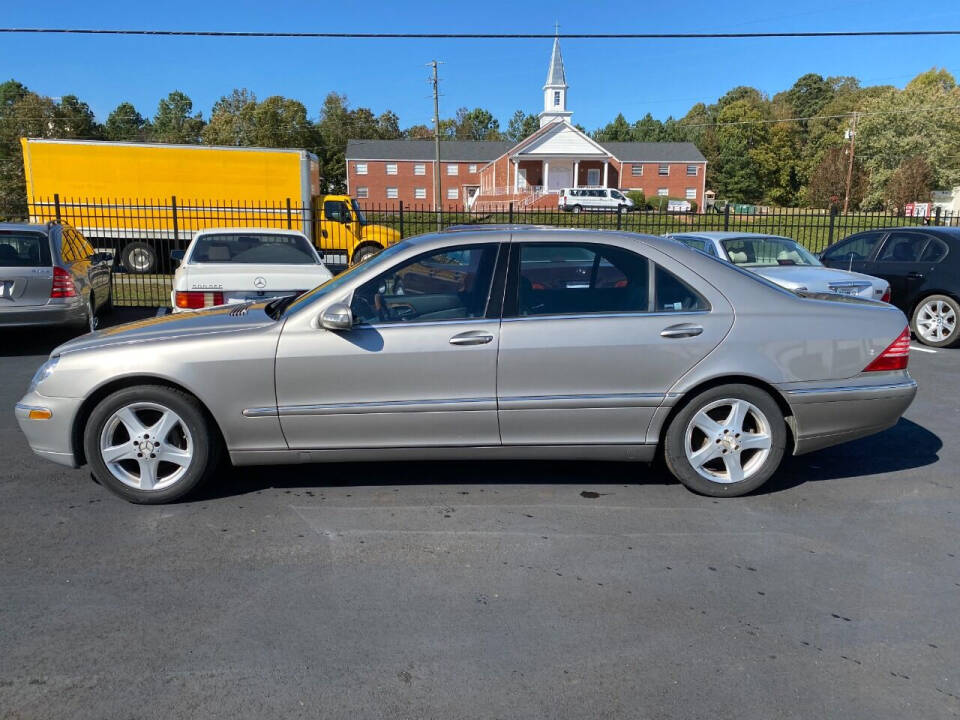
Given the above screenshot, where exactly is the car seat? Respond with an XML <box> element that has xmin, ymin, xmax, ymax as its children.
<box><xmin>0</xmin><ymin>244</ymin><xmax>18</xmax><ymax>264</ymax></box>
<box><xmin>892</xmin><ymin>241</ymin><xmax>917</xmax><ymax>262</ymax></box>
<box><xmin>727</xmin><ymin>250</ymin><xmax>749</xmax><ymax>264</ymax></box>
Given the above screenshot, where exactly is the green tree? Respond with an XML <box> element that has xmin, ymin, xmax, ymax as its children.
<box><xmin>104</xmin><ymin>102</ymin><xmax>151</xmax><ymax>141</ymax></box>
<box><xmin>252</xmin><ymin>96</ymin><xmax>315</xmax><ymax>148</ymax></box>
<box><xmin>885</xmin><ymin>155</ymin><xmax>934</xmax><ymax>209</ymax></box>
<box><xmin>376</xmin><ymin>110</ymin><xmax>402</xmax><ymax>139</ymax></box>
<box><xmin>593</xmin><ymin>113</ymin><xmax>632</xmax><ymax>142</ymax></box>
<box><xmin>711</xmin><ymin>99</ymin><xmax>770</xmax><ymax>203</ymax></box>
<box><xmin>52</xmin><ymin>95</ymin><xmax>102</xmax><ymax>139</ymax></box>
<box><xmin>856</xmin><ymin>68</ymin><xmax>960</xmax><ymax>208</ymax></box>
<box><xmin>152</xmin><ymin>91</ymin><xmax>204</xmax><ymax>143</ymax></box>
<box><xmin>404</xmin><ymin>124</ymin><xmax>433</xmax><ymax>139</ymax></box>
<box><xmin>0</xmin><ymin>86</ymin><xmax>57</xmax><ymax>216</ymax></box>
<box><xmin>202</xmin><ymin>88</ymin><xmax>257</xmax><ymax>146</ymax></box>
<box><xmin>505</xmin><ymin>110</ymin><xmax>539</xmax><ymax>142</ymax></box>
<box><xmin>806</xmin><ymin>146</ymin><xmax>867</xmax><ymax>209</ymax></box>
<box><xmin>632</xmin><ymin>113</ymin><xmax>665</xmax><ymax>141</ymax></box>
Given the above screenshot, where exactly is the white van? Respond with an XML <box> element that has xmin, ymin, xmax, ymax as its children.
<box><xmin>559</xmin><ymin>188</ymin><xmax>634</xmax><ymax>213</ymax></box>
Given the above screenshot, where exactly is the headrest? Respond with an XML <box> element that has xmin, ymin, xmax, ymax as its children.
<box><xmin>207</xmin><ymin>245</ymin><xmax>231</xmax><ymax>261</ymax></box>
<box><xmin>728</xmin><ymin>250</ymin><xmax>748</xmax><ymax>263</ymax></box>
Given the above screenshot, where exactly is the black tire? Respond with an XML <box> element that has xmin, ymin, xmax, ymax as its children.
<box><xmin>352</xmin><ymin>243</ymin><xmax>382</xmax><ymax>265</ymax></box>
<box><xmin>911</xmin><ymin>294</ymin><xmax>960</xmax><ymax>348</ymax></box>
<box><xmin>83</xmin><ymin>385</ymin><xmax>220</xmax><ymax>504</ymax></box>
<box><xmin>102</xmin><ymin>284</ymin><xmax>113</xmax><ymax>316</ymax></box>
<box><xmin>571</xmin><ymin>205</ymin><xmax>582</xmax><ymax>214</ymax></box>
<box><xmin>121</xmin><ymin>242</ymin><xmax>157</xmax><ymax>274</ymax></box>
<box><xmin>663</xmin><ymin>384</ymin><xmax>787</xmax><ymax>497</ymax></box>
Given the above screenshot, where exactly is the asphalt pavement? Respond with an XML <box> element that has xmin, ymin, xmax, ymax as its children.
<box><xmin>1</xmin><ymin>309</ymin><xmax>958</xmax><ymax>719</ymax></box>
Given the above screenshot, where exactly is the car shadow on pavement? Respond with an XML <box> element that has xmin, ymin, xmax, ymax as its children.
<box><xmin>194</xmin><ymin>417</ymin><xmax>940</xmax><ymax>501</ymax></box>
<box><xmin>1</xmin><ymin>308</ymin><xmax>157</xmax><ymax>357</ymax></box>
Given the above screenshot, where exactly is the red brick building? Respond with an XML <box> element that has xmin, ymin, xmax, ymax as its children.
<box><xmin>346</xmin><ymin>36</ymin><xmax>706</xmax><ymax>211</ymax></box>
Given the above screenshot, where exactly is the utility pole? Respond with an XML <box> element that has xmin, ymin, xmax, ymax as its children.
<box><xmin>429</xmin><ymin>60</ymin><xmax>442</xmax><ymax>230</ymax></box>
<box><xmin>843</xmin><ymin>112</ymin><xmax>858</xmax><ymax>213</ymax></box>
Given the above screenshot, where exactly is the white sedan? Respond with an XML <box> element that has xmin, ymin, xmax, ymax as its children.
<box><xmin>170</xmin><ymin>228</ymin><xmax>332</xmax><ymax>312</ymax></box>
<box><xmin>666</xmin><ymin>232</ymin><xmax>891</xmax><ymax>302</ymax></box>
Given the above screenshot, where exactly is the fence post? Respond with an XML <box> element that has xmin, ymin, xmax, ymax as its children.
<box><xmin>827</xmin><ymin>204</ymin><xmax>838</xmax><ymax>247</ymax></box>
<box><xmin>616</xmin><ymin>204</ymin><xmax>623</xmax><ymax>230</ymax></box>
<box><xmin>286</xmin><ymin>198</ymin><xmax>292</xmax><ymax>229</ymax></box>
<box><xmin>934</xmin><ymin>206</ymin><xmax>942</xmax><ymax>226</ymax></box>
<box><xmin>509</xmin><ymin>202</ymin><xmax>514</xmax><ymax>224</ymax></box>
<box><xmin>399</xmin><ymin>200</ymin><xmax>405</xmax><ymax>239</ymax></box>
<box><xmin>54</xmin><ymin>193</ymin><xmax>61</xmax><ymax>222</ymax></box>
<box><xmin>171</xmin><ymin>195</ymin><xmax>179</xmax><ymax>248</ymax></box>
<box><xmin>723</xmin><ymin>203</ymin><xmax>730</xmax><ymax>231</ymax></box>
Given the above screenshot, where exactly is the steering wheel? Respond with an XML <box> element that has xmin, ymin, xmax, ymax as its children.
<box><xmin>372</xmin><ymin>292</ymin><xmax>392</xmax><ymax>322</ymax></box>
<box><xmin>351</xmin><ymin>294</ymin><xmax>382</xmax><ymax>324</ymax></box>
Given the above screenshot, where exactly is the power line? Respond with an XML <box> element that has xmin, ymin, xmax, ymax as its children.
<box><xmin>2</xmin><ymin>27</ymin><xmax>960</xmax><ymax>39</ymax></box>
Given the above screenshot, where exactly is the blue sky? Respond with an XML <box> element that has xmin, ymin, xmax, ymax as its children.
<box><xmin>2</xmin><ymin>0</ymin><xmax>960</xmax><ymax>131</ymax></box>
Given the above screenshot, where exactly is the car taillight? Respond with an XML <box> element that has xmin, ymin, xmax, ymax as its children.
<box><xmin>50</xmin><ymin>266</ymin><xmax>77</xmax><ymax>298</ymax></box>
<box><xmin>881</xmin><ymin>286</ymin><xmax>891</xmax><ymax>303</ymax></box>
<box><xmin>174</xmin><ymin>291</ymin><xmax>224</xmax><ymax>309</ymax></box>
<box><xmin>864</xmin><ymin>327</ymin><xmax>910</xmax><ymax>372</ymax></box>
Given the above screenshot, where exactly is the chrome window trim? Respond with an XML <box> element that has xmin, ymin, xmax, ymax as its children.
<box><xmin>353</xmin><ymin>317</ymin><xmax>496</xmax><ymax>330</ymax></box>
<box><xmin>501</xmin><ymin>310</ymin><xmax>710</xmax><ymax>323</ymax></box>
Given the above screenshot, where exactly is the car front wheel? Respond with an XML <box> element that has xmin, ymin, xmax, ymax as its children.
<box><xmin>83</xmin><ymin>385</ymin><xmax>220</xmax><ymax>503</ymax></box>
<box><xmin>664</xmin><ymin>384</ymin><xmax>787</xmax><ymax>497</ymax></box>
<box><xmin>912</xmin><ymin>294</ymin><xmax>959</xmax><ymax>348</ymax></box>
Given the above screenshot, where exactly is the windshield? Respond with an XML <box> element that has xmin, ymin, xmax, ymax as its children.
<box><xmin>188</xmin><ymin>233</ymin><xmax>318</xmax><ymax>265</ymax></box>
<box><xmin>0</xmin><ymin>231</ymin><xmax>51</xmax><ymax>267</ymax></box>
<box><xmin>720</xmin><ymin>237</ymin><xmax>821</xmax><ymax>267</ymax></box>
<box><xmin>351</xmin><ymin>200</ymin><xmax>368</xmax><ymax>226</ymax></box>
<box><xmin>281</xmin><ymin>239</ymin><xmax>413</xmax><ymax>317</ymax></box>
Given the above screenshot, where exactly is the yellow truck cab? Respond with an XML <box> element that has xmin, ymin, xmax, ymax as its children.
<box><xmin>316</xmin><ymin>195</ymin><xmax>400</xmax><ymax>265</ymax></box>
<box><xmin>20</xmin><ymin>138</ymin><xmax>400</xmax><ymax>273</ymax></box>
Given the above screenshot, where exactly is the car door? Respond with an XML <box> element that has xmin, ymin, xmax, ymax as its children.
<box><xmin>497</xmin><ymin>240</ymin><xmax>734</xmax><ymax>446</ymax></box>
<box><xmin>870</xmin><ymin>231</ymin><xmax>934</xmax><ymax>309</ymax></box>
<box><xmin>274</xmin><ymin>241</ymin><xmax>504</xmax><ymax>450</ymax></box>
<box><xmin>320</xmin><ymin>199</ymin><xmax>361</xmax><ymax>263</ymax></box>
<box><xmin>820</xmin><ymin>231</ymin><xmax>886</xmax><ymax>275</ymax></box>
<box><xmin>67</xmin><ymin>227</ymin><xmax>111</xmax><ymax>308</ymax></box>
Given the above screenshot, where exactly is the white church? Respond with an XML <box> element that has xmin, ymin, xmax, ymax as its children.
<box><xmin>345</xmin><ymin>36</ymin><xmax>707</xmax><ymax>210</ymax></box>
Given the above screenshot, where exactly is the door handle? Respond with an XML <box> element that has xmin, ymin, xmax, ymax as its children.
<box><xmin>906</xmin><ymin>271</ymin><xmax>924</xmax><ymax>279</ymax></box>
<box><xmin>660</xmin><ymin>323</ymin><xmax>704</xmax><ymax>339</ymax></box>
<box><xmin>449</xmin><ymin>331</ymin><xmax>494</xmax><ymax>346</ymax></box>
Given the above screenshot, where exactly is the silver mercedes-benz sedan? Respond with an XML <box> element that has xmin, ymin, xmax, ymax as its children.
<box><xmin>16</xmin><ymin>227</ymin><xmax>917</xmax><ymax>503</ymax></box>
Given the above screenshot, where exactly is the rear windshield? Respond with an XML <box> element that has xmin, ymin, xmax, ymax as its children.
<box><xmin>0</xmin><ymin>232</ymin><xmax>52</xmax><ymax>267</ymax></box>
<box><xmin>720</xmin><ymin>236</ymin><xmax>820</xmax><ymax>267</ymax></box>
<box><xmin>188</xmin><ymin>233</ymin><xmax>318</xmax><ymax>264</ymax></box>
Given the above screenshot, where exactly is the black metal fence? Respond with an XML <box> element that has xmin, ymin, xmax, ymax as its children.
<box><xmin>11</xmin><ymin>195</ymin><xmax>959</xmax><ymax>307</ymax></box>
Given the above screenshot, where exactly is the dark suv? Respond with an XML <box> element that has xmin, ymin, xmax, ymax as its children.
<box><xmin>820</xmin><ymin>227</ymin><xmax>960</xmax><ymax>347</ymax></box>
<box><xmin>0</xmin><ymin>222</ymin><xmax>113</xmax><ymax>332</ymax></box>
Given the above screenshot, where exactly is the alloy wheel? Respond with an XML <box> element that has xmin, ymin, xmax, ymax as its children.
<box><xmin>683</xmin><ymin>398</ymin><xmax>773</xmax><ymax>484</ymax></box>
<box><xmin>915</xmin><ymin>299</ymin><xmax>957</xmax><ymax>344</ymax></box>
<box><xmin>98</xmin><ymin>402</ymin><xmax>193</xmax><ymax>491</ymax></box>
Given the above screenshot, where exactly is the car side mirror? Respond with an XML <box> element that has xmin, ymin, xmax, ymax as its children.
<box><xmin>320</xmin><ymin>302</ymin><xmax>353</xmax><ymax>331</ymax></box>
<box><xmin>170</xmin><ymin>249</ymin><xmax>185</xmax><ymax>267</ymax></box>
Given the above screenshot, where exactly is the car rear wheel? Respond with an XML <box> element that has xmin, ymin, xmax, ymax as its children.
<box><xmin>571</xmin><ymin>205</ymin><xmax>582</xmax><ymax>214</ymax></box>
<box><xmin>911</xmin><ymin>294</ymin><xmax>959</xmax><ymax>348</ymax></box>
<box><xmin>664</xmin><ymin>384</ymin><xmax>787</xmax><ymax>497</ymax></box>
<box><xmin>84</xmin><ymin>385</ymin><xmax>220</xmax><ymax>504</ymax></box>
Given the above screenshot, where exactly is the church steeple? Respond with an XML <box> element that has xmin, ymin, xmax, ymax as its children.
<box><xmin>539</xmin><ymin>30</ymin><xmax>572</xmax><ymax>128</ymax></box>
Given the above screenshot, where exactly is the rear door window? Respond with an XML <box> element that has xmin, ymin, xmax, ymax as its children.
<box><xmin>878</xmin><ymin>232</ymin><xmax>930</xmax><ymax>262</ymax></box>
<box><xmin>0</xmin><ymin>232</ymin><xmax>51</xmax><ymax>267</ymax></box>
<box><xmin>919</xmin><ymin>237</ymin><xmax>949</xmax><ymax>263</ymax></box>
<box><xmin>59</xmin><ymin>227</ymin><xmax>90</xmax><ymax>263</ymax></box>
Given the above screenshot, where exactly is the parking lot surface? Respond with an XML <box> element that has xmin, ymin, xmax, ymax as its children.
<box><xmin>1</xmin><ymin>310</ymin><xmax>958</xmax><ymax>720</ymax></box>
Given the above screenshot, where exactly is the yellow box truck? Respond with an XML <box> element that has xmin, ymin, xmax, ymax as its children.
<box><xmin>21</xmin><ymin>138</ymin><xmax>399</xmax><ymax>272</ymax></box>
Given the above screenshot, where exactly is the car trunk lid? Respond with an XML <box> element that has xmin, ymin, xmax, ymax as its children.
<box><xmin>0</xmin><ymin>231</ymin><xmax>54</xmax><ymax>307</ymax></box>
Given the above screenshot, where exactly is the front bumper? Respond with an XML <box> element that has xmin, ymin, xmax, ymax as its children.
<box><xmin>15</xmin><ymin>391</ymin><xmax>84</xmax><ymax>468</ymax></box>
<box><xmin>0</xmin><ymin>300</ymin><xmax>87</xmax><ymax>329</ymax></box>
<box><xmin>783</xmin><ymin>376</ymin><xmax>918</xmax><ymax>454</ymax></box>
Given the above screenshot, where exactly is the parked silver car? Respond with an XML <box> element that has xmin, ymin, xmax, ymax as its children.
<box><xmin>1</xmin><ymin>222</ymin><xmax>113</xmax><ymax>332</ymax></box>
<box><xmin>666</xmin><ymin>232</ymin><xmax>891</xmax><ymax>301</ymax></box>
<box><xmin>16</xmin><ymin>227</ymin><xmax>916</xmax><ymax>503</ymax></box>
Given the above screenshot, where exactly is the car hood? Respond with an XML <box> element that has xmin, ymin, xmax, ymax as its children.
<box><xmin>750</xmin><ymin>265</ymin><xmax>884</xmax><ymax>291</ymax></box>
<box><xmin>362</xmin><ymin>224</ymin><xmax>402</xmax><ymax>244</ymax></box>
<box><xmin>176</xmin><ymin>263</ymin><xmax>332</xmax><ymax>291</ymax></box>
<box><xmin>52</xmin><ymin>302</ymin><xmax>276</xmax><ymax>356</ymax></box>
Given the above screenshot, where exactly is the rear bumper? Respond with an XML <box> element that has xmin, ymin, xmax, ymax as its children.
<box><xmin>15</xmin><ymin>392</ymin><xmax>84</xmax><ymax>468</ymax></box>
<box><xmin>0</xmin><ymin>300</ymin><xmax>87</xmax><ymax>328</ymax></box>
<box><xmin>784</xmin><ymin>377</ymin><xmax>918</xmax><ymax>454</ymax></box>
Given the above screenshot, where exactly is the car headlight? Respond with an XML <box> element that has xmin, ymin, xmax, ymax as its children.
<box><xmin>28</xmin><ymin>356</ymin><xmax>59</xmax><ymax>393</ymax></box>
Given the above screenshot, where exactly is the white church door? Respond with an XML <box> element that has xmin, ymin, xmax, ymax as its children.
<box><xmin>548</xmin><ymin>165</ymin><xmax>572</xmax><ymax>192</ymax></box>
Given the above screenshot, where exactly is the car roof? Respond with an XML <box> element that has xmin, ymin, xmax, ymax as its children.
<box><xmin>0</xmin><ymin>221</ymin><xmax>56</xmax><ymax>234</ymax></box>
<box><xmin>668</xmin><ymin>231</ymin><xmax>794</xmax><ymax>242</ymax></box>
<box><xmin>416</xmin><ymin>225</ymin><xmax>680</xmax><ymax>252</ymax></box>
<box><xmin>846</xmin><ymin>226</ymin><xmax>960</xmax><ymax>238</ymax></box>
<box><xmin>191</xmin><ymin>227</ymin><xmax>310</xmax><ymax>237</ymax></box>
